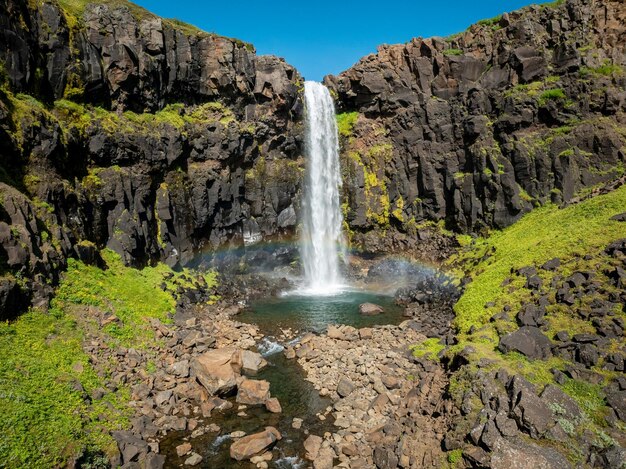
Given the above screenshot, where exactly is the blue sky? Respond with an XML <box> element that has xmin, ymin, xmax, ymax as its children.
<box><xmin>135</xmin><ymin>0</ymin><xmax>550</xmax><ymax>81</ymax></box>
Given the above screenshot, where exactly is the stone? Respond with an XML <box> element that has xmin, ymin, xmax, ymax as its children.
<box><xmin>265</xmin><ymin>397</ymin><xmax>282</xmax><ymax>413</ymax></box>
<box><xmin>292</xmin><ymin>418</ymin><xmax>303</xmax><ymax>429</ymax></box>
<box><xmin>491</xmin><ymin>437</ymin><xmax>571</xmax><ymax>469</ymax></box>
<box><xmin>610</xmin><ymin>212</ymin><xmax>626</xmax><ymax>222</ymax></box>
<box><xmin>373</xmin><ymin>445</ymin><xmax>398</xmax><ymax>469</ymax></box>
<box><xmin>184</xmin><ymin>452</ymin><xmax>203</xmax><ymax>466</ymax></box>
<box><xmin>191</xmin><ymin>348</ymin><xmax>239</xmax><ymax>396</ymax></box>
<box><xmin>327</xmin><ymin>325</ymin><xmax>345</xmax><ymax>340</ymax></box>
<box><xmin>313</xmin><ymin>447</ymin><xmax>335</xmax><ymax>469</ymax></box>
<box><xmin>499</xmin><ymin>327</ymin><xmax>552</xmax><ymax>359</ymax></box>
<box><xmin>176</xmin><ymin>442</ymin><xmax>192</xmax><ymax>457</ymax></box>
<box><xmin>237</xmin><ymin>350</ymin><xmax>268</xmax><ymax>374</ymax></box>
<box><xmin>236</xmin><ymin>379</ymin><xmax>271</xmax><ymax>405</ymax></box>
<box><xmin>229</xmin><ymin>427</ymin><xmax>282</xmax><ymax>461</ymax></box>
<box><xmin>606</xmin><ymin>390</ymin><xmax>626</xmax><ymax>421</ymax></box>
<box><xmin>303</xmin><ymin>434</ymin><xmax>323</xmax><ymax>460</ymax></box>
<box><xmin>540</xmin><ymin>385</ymin><xmax>582</xmax><ymax>421</ymax></box>
<box><xmin>337</xmin><ymin>377</ymin><xmax>356</xmax><ymax>397</ymax></box>
<box><xmin>508</xmin><ymin>376</ymin><xmax>555</xmax><ymax>438</ymax></box>
<box><xmin>359</xmin><ymin>303</ymin><xmax>384</xmax><ymax>315</ymax></box>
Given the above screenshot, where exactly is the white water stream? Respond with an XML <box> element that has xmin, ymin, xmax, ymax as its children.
<box><xmin>298</xmin><ymin>81</ymin><xmax>346</xmax><ymax>294</ymax></box>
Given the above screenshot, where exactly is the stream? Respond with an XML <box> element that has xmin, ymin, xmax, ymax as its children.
<box><xmin>160</xmin><ymin>290</ymin><xmax>404</xmax><ymax>468</ymax></box>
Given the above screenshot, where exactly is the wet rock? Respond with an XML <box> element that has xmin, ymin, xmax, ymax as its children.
<box><xmin>304</xmin><ymin>434</ymin><xmax>323</xmax><ymax>460</ymax></box>
<box><xmin>191</xmin><ymin>348</ymin><xmax>239</xmax><ymax>396</ymax></box>
<box><xmin>359</xmin><ymin>303</ymin><xmax>384</xmax><ymax>315</ymax></box>
<box><xmin>175</xmin><ymin>442</ymin><xmax>191</xmax><ymax>457</ymax></box>
<box><xmin>265</xmin><ymin>397</ymin><xmax>282</xmax><ymax>413</ymax></box>
<box><xmin>499</xmin><ymin>327</ymin><xmax>552</xmax><ymax>359</ymax></box>
<box><xmin>184</xmin><ymin>452</ymin><xmax>203</xmax><ymax>466</ymax></box>
<box><xmin>236</xmin><ymin>379</ymin><xmax>270</xmax><ymax>405</ymax></box>
<box><xmin>229</xmin><ymin>427</ymin><xmax>282</xmax><ymax>461</ymax></box>
<box><xmin>610</xmin><ymin>212</ymin><xmax>626</xmax><ymax>222</ymax></box>
<box><xmin>239</xmin><ymin>350</ymin><xmax>268</xmax><ymax>374</ymax></box>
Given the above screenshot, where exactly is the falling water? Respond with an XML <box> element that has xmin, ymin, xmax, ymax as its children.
<box><xmin>299</xmin><ymin>81</ymin><xmax>346</xmax><ymax>294</ymax></box>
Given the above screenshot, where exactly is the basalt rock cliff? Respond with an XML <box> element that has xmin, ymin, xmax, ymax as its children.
<box><xmin>1</xmin><ymin>0</ymin><xmax>626</xmax><ymax>320</ymax></box>
<box><xmin>326</xmin><ymin>0</ymin><xmax>626</xmax><ymax>249</ymax></box>
<box><xmin>0</xmin><ymin>0</ymin><xmax>303</xmax><ymax>318</ymax></box>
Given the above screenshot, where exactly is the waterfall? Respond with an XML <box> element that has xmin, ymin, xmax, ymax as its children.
<box><xmin>299</xmin><ymin>81</ymin><xmax>346</xmax><ymax>294</ymax></box>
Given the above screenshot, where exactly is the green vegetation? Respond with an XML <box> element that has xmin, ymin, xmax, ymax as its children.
<box><xmin>0</xmin><ymin>249</ymin><xmax>218</xmax><ymax>467</ymax></box>
<box><xmin>0</xmin><ymin>310</ymin><xmax>123</xmax><ymax>467</ymax></box>
<box><xmin>477</xmin><ymin>15</ymin><xmax>502</xmax><ymax>31</ymax></box>
<box><xmin>336</xmin><ymin>112</ymin><xmax>359</xmax><ymax>137</ymax></box>
<box><xmin>538</xmin><ymin>88</ymin><xmax>566</xmax><ymax>106</ymax></box>
<box><xmin>443</xmin><ymin>48</ymin><xmax>463</xmax><ymax>56</ymax></box>
<box><xmin>452</xmin><ymin>184</ymin><xmax>626</xmax><ymax>333</ymax></box>
<box><xmin>412</xmin><ymin>338</ymin><xmax>445</xmax><ymax>361</ymax></box>
<box><xmin>579</xmin><ymin>61</ymin><xmax>624</xmax><ymax>78</ymax></box>
<box><xmin>55</xmin><ymin>249</ymin><xmax>216</xmax><ymax>347</ymax></box>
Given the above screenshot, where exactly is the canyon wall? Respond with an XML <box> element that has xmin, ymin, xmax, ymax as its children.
<box><xmin>1</xmin><ymin>0</ymin><xmax>626</xmax><ymax>317</ymax></box>
<box><xmin>326</xmin><ymin>0</ymin><xmax>626</xmax><ymax>249</ymax></box>
<box><xmin>0</xmin><ymin>0</ymin><xmax>303</xmax><ymax>317</ymax></box>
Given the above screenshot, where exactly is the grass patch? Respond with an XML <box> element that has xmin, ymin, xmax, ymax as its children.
<box><xmin>412</xmin><ymin>338</ymin><xmax>445</xmax><ymax>361</ymax></box>
<box><xmin>443</xmin><ymin>48</ymin><xmax>463</xmax><ymax>56</ymax></box>
<box><xmin>538</xmin><ymin>88</ymin><xmax>566</xmax><ymax>106</ymax></box>
<box><xmin>55</xmin><ymin>249</ymin><xmax>216</xmax><ymax>347</ymax></box>
<box><xmin>452</xmin><ymin>185</ymin><xmax>626</xmax><ymax>333</ymax></box>
<box><xmin>0</xmin><ymin>310</ymin><xmax>120</xmax><ymax>467</ymax></box>
<box><xmin>336</xmin><ymin>112</ymin><xmax>358</xmax><ymax>137</ymax></box>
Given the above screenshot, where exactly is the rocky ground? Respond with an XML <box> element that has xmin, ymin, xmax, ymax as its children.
<box><xmin>292</xmin><ymin>322</ymin><xmax>451</xmax><ymax>468</ymax></box>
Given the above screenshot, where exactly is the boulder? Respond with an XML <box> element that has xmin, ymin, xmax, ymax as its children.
<box><xmin>508</xmin><ymin>376</ymin><xmax>555</xmax><ymax>438</ymax></box>
<box><xmin>359</xmin><ymin>303</ymin><xmax>384</xmax><ymax>315</ymax></box>
<box><xmin>337</xmin><ymin>377</ymin><xmax>356</xmax><ymax>397</ymax></box>
<box><xmin>239</xmin><ymin>350</ymin><xmax>268</xmax><ymax>374</ymax></box>
<box><xmin>606</xmin><ymin>390</ymin><xmax>626</xmax><ymax>421</ymax></box>
<box><xmin>303</xmin><ymin>434</ymin><xmax>323</xmax><ymax>460</ymax></box>
<box><xmin>229</xmin><ymin>427</ymin><xmax>282</xmax><ymax>461</ymax></box>
<box><xmin>499</xmin><ymin>327</ymin><xmax>552</xmax><ymax>359</ymax></box>
<box><xmin>236</xmin><ymin>379</ymin><xmax>271</xmax><ymax>405</ymax></box>
<box><xmin>191</xmin><ymin>348</ymin><xmax>239</xmax><ymax>396</ymax></box>
<box><xmin>265</xmin><ymin>397</ymin><xmax>282</xmax><ymax>413</ymax></box>
<box><xmin>491</xmin><ymin>437</ymin><xmax>571</xmax><ymax>469</ymax></box>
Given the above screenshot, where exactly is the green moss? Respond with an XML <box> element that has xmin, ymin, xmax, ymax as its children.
<box><xmin>0</xmin><ymin>310</ymin><xmax>121</xmax><ymax>467</ymax></box>
<box><xmin>54</xmin><ymin>249</ymin><xmax>217</xmax><ymax>347</ymax></box>
<box><xmin>538</xmin><ymin>88</ymin><xmax>566</xmax><ymax>105</ymax></box>
<box><xmin>336</xmin><ymin>112</ymin><xmax>358</xmax><ymax>137</ymax></box>
<box><xmin>452</xmin><ymin>184</ymin><xmax>626</xmax><ymax>333</ymax></box>
<box><xmin>443</xmin><ymin>48</ymin><xmax>463</xmax><ymax>56</ymax></box>
<box><xmin>412</xmin><ymin>338</ymin><xmax>445</xmax><ymax>361</ymax></box>
<box><xmin>579</xmin><ymin>61</ymin><xmax>624</xmax><ymax>78</ymax></box>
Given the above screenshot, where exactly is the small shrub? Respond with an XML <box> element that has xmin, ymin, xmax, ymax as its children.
<box><xmin>443</xmin><ymin>48</ymin><xmax>463</xmax><ymax>56</ymax></box>
<box><xmin>336</xmin><ymin>112</ymin><xmax>359</xmax><ymax>137</ymax></box>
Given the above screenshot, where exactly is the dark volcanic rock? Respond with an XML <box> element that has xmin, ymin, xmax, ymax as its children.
<box><xmin>326</xmin><ymin>0</ymin><xmax>626</xmax><ymax>241</ymax></box>
<box><xmin>499</xmin><ymin>327</ymin><xmax>553</xmax><ymax>359</ymax></box>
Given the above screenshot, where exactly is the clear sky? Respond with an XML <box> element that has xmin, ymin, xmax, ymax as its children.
<box><xmin>134</xmin><ymin>0</ymin><xmax>551</xmax><ymax>81</ymax></box>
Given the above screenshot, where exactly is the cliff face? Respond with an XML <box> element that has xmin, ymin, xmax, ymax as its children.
<box><xmin>0</xmin><ymin>0</ymin><xmax>303</xmax><ymax>318</ymax></box>
<box><xmin>1</xmin><ymin>0</ymin><xmax>626</xmax><ymax>318</ymax></box>
<box><xmin>326</xmin><ymin>0</ymin><xmax>626</xmax><ymax>248</ymax></box>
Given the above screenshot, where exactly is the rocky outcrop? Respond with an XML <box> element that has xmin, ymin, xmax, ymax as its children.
<box><xmin>0</xmin><ymin>0</ymin><xmax>303</xmax><ymax>317</ymax></box>
<box><xmin>327</xmin><ymin>0</ymin><xmax>626</xmax><ymax>243</ymax></box>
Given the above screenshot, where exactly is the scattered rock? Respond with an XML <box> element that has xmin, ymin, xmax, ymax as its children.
<box><xmin>191</xmin><ymin>348</ymin><xmax>239</xmax><ymax>396</ymax></box>
<box><xmin>499</xmin><ymin>327</ymin><xmax>552</xmax><ymax>359</ymax></box>
<box><xmin>229</xmin><ymin>427</ymin><xmax>282</xmax><ymax>461</ymax></box>
<box><xmin>184</xmin><ymin>452</ymin><xmax>203</xmax><ymax>466</ymax></box>
<box><xmin>359</xmin><ymin>303</ymin><xmax>384</xmax><ymax>315</ymax></box>
<box><xmin>236</xmin><ymin>379</ymin><xmax>271</xmax><ymax>405</ymax></box>
<box><xmin>303</xmin><ymin>434</ymin><xmax>323</xmax><ymax>460</ymax></box>
<box><xmin>265</xmin><ymin>397</ymin><xmax>282</xmax><ymax>413</ymax></box>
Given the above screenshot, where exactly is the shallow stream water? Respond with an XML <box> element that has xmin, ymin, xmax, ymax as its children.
<box><xmin>161</xmin><ymin>290</ymin><xmax>403</xmax><ymax>468</ymax></box>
